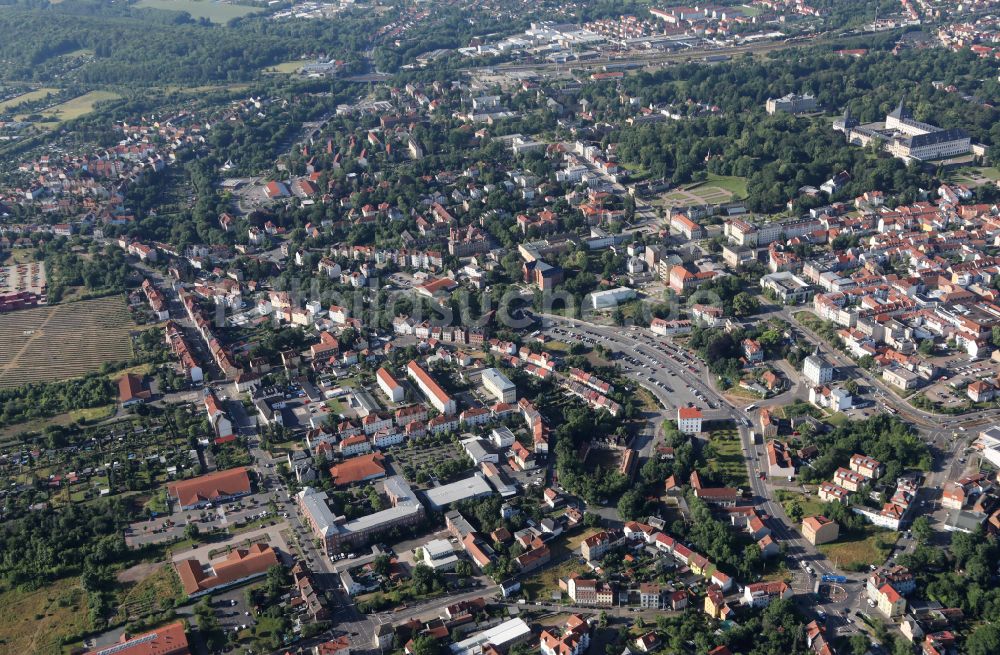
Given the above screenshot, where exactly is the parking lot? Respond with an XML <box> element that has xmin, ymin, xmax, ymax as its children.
<box><xmin>125</xmin><ymin>490</ymin><xmax>287</xmax><ymax>547</ymax></box>
<box><xmin>920</xmin><ymin>357</ymin><xmax>1000</xmax><ymax>408</ymax></box>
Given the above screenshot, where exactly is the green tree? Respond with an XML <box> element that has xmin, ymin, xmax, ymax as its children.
<box><xmin>732</xmin><ymin>292</ymin><xmax>759</xmax><ymax>317</ymax></box>
<box><xmin>911</xmin><ymin>516</ymin><xmax>932</xmax><ymax>545</ymax></box>
<box><xmin>966</xmin><ymin>623</ymin><xmax>1000</xmax><ymax>655</ymax></box>
<box><xmin>410</xmin><ymin>634</ymin><xmax>442</xmax><ymax>655</ymax></box>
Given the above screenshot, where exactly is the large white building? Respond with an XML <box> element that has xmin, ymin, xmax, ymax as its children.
<box><xmin>424</xmin><ymin>472</ymin><xmax>493</xmax><ymax>511</ymax></box>
<box><xmin>834</xmin><ymin>99</ymin><xmax>971</xmax><ymax>163</ymax></box>
<box><xmin>802</xmin><ymin>349</ymin><xmax>834</xmax><ymax>386</ymax></box>
<box><xmin>766</xmin><ymin>93</ymin><xmax>817</xmax><ymax>115</ymax></box>
<box><xmin>482</xmin><ymin>367</ymin><xmax>516</xmax><ymax>403</ymax></box>
<box><xmin>450</xmin><ymin>618</ymin><xmax>532</xmax><ymax>655</ymax></box>
<box><xmin>407</xmin><ymin>360</ymin><xmax>456</xmax><ymax>415</ymax></box>
<box><xmin>588</xmin><ymin>286</ymin><xmax>636</xmax><ymax>310</ymax></box>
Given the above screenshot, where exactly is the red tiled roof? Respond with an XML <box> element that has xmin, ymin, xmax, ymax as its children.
<box><xmin>174</xmin><ymin>543</ymin><xmax>279</xmax><ymax>596</ymax></box>
<box><xmin>329</xmin><ymin>453</ymin><xmax>386</xmax><ymax>486</ymax></box>
<box><xmin>85</xmin><ymin>621</ymin><xmax>189</xmax><ymax>655</ymax></box>
<box><xmin>167</xmin><ymin>467</ymin><xmax>251</xmax><ymax>507</ymax></box>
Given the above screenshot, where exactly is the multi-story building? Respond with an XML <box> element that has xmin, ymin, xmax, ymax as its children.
<box><xmin>766</xmin><ymin>93</ymin><xmax>818</xmax><ymax>115</ymax></box>
<box><xmin>834</xmin><ymin>99</ymin><xmax>971</xmax><ymax>162</ymax></box>
<box><xmin>406</xmin><ymin>360</ymin><xmax>456</xmax><ymax>415</ymax></box>
<box><xmin>802</xmin><ymin>516</ymin><xmax>839</xmax><ymax>545</ymax></box>
<box><xmin>677</xmin><ymin>406</ymin><xmax>703</xmax><ymax>434</ymax></box>
<box><xmin>540</xmin><ymin>616</ymin><xmax>590</xmax><ymax>655</ymax></box>
<box><xmin>297</xmin><ymin>476</ymin><xmax>424</xmax><ymax>554</ymax></box>
<box><xmin>376</xmin><ymin>367</ymin><xmax>405</xmax><ymax>403</ymax></box>
<box><xmin>741</xmin><ymin>581</ymin><xmax>792</xmax><ymax>607</ymax></box>
<box><xmin>850</xmin><ymin>454</ymin><xmax>884</xmax><ymax>479</ymax></box>
<box><xmin>482</xmin><ymin>367</ymin><xmax>516</xmax><ymax>403</ymax></box>
<box><xmin>802</xmin><ymin>348</ymin><xmax>834</xmax><ymax>386</ymax></box>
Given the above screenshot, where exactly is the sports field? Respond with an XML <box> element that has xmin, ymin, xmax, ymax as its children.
<box><xmin>0</xmin><ymin>295</ymin><xmax>135</xmax><ymax>389</ymax></box>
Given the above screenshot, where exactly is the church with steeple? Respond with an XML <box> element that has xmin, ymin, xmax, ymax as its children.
<box><xmin>833</xmin><ymin>97</ymin><xmax>971</xmax><ymax>162</ymax></box>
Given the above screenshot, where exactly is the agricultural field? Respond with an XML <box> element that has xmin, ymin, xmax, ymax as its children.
<box><xmin>0</xmin><ymin>578</ymin><xmax>93</xmax><ymax>654</ymax></box>
<box><xmin>0</xmin><ymin>295</ymin><xmax>135</xmax><ymax>389</ymax></box>
<box><xmin>0</xmin><ymin>87</ymin><xmax>59</xmax><ymax>113</ymax></box>
<box><xmin>18</xmin><ymin>90</ymin><xmax>121</xmax><ymax>125</ymax></box>
<box><xmin>135</xmin><ymin>0</ymin><xmax>262</xmax><ymax>23</ymax></box>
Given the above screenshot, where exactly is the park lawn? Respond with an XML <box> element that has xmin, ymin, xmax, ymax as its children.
<box><xmin>135</xmin><ymin>0</ymin><xmax>261</xmax><ymax>23</ymax></box>
<box><xmin>706</xmin><ymin>431</ymin><xmax>749</xmax><ymax>488</ymax></box>
<box><xmin>817</xmin><ymin>527</ymin><xmax>895</xmax><ymax>571</ymax></box>
<box><xmin>7</xmin><ymin>247</ymin><xmax>38</xmax><ymax>264</ymax></box>
<box><xmin>21</xmin><ymin>90</ymin><xmax>121</xmax><ymax>125</ymax></box>
<box><xmin>263</xmin><ymin>60</ymin><xmax>307</xmax><ymax>74</ymax></box>
<box><xmin>704</xmin><ymin>173</ymin><xmax>748</xmax><ymax>198</ymax></box>
<box><xmin>0</xmin><ymin>578</ymin><xmax>93</xmax><ymax>654</ymax></box>
<box><xmin>0</xmin><ymin>88</ymin><xmax>59</xmax><ymax>112</ymax></box>
<box><xmin>977</xmin><ymin>166</ymin><xmax>1000</xmax><ymax>181</ymax></box>
<box><xmin>544</xmin><ymin>340</ymin><xmax>572</xmax><ymax>353</ymax></box>
<box><xmin>104</xmin><ymin>363</ymin><xmax>154</xmax><ymax>381</ymax></box>
<box><xmin>825</xmin><ymin>411</ymin><xmax>849</xmax><ymax>427</ymax></box>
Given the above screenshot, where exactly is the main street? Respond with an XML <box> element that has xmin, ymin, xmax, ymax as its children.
<box><xmin>538</xmin><ymin>312</ymin><xmax>866</xmax><ymax>628</ymax></box>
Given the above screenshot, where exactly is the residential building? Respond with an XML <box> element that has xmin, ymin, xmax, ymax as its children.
<box><xmin>741</xmin><ymin>581</ymin><xmax>792</xmax><ymax>607</ymax></box>
<box><xmin>802</xmin><ymin>516</ymin><xmax>839</xmax><ymax>545</ymax></box>
<box><xmin>802</xmin><ymin>349</ymin><xmax>834</xmax><ymax>386</ymax></box>
<box><xmin>677</xmin><ymin>406</ymin><xmax>703</xmax><ymax>434</ymax></box>
<box><xmin>540</xmin><ymin>616</ymin><xmax>590</xmax><ymax>655</ymax></box>
<box><xmin>407</xmin><ymin>360</ymin><xmax>456</xmax><ymax>415</ymax></box>
<box><xmin>766</xmin><ymin>440</ymin><xmax>796</xmax><ymax>478</ymax></box>
<box><xmin>849</xmin><ymin>454</ymin><xmax>884</xmax><ymax>479</ymax></box>
<box><xmin>377</xmin><ymin>367</ymin><xmax>405</xmax><ymax>403</ymax></box>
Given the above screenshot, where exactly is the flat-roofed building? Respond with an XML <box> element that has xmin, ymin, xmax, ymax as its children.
<box><xmin>424</xmin><ymin>473</ymin><xmax>493</xmax><ymax>511</ymax></box>
<box><xmin>449</xmin><ymin>618</ymin><xmax>532</xmax><ymax>655</ymax></box>
<box><xmin>297</xmin><ymin>476</ymin><xmax>425</xmax><ymax>554</ymax></box>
